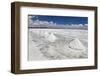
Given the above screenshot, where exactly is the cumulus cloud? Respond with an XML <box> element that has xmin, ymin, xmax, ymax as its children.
<box><xmin>28</xmin><ymin>16</ymin><xmax>36</xmax><ymax>19</ymax></box>
<box><xmin>28</xmin><ymin>17</ymin><xmax>88</xmax><ymax>30</ymax></box>
<box><xmin>29</xmin><ymin>18</ymin><xmax>56</xmax><ymax>26</ymax></box>
<box><xmin>84</xmin><ymin>24</ymin><xmax>88</xmax><ymax>26</ymax></box>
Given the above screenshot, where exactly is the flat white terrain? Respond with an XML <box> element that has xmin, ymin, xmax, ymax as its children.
<box><xmin>28</xmin><ymin>29</ymin><xmax>88</xmax><ymax>61</ymax></box>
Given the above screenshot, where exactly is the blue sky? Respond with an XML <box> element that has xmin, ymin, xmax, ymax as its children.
<box><xmin>29</xmin><ymin>15</ymin><xmax>88</xmax><ymax>25</ymax></box>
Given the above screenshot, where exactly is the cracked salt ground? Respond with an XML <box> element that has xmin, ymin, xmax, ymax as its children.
<box><xmin>28</xmin><ymin>29</ymin><xmax>88</xmax><ymax>61</ymax></box>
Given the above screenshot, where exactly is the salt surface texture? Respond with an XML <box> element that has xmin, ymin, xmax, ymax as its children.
<box><xmin>28</xmin><ymin>29</ymin><xmax>88</xmax><ymax>61</ymax></box>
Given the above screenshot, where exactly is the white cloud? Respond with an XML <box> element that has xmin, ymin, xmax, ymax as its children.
<box><xmin>84</xmin><ymin>24</ymin><xmax>88</xmax><ymax>26</ymax></box>
<box><xmin>28</xmin><ymin>16</ymin><xmax>32</xmax><ymax>19</ymax></box>
<box><xmin>28</xmin><ymin>16</ymin><xmax>57</xmax><ymax>26</ymax></box>
<box><xmin>31</xmin><ymin>19</ymin><xmax>56</xmax><ymax>26</ymax></box>
<box><xmin>28</xmin><ymin>16</ymin><xmax>33</xmax><ymax>19</ymax></box>
<box><xmin>29</xmin><ymin>18</ymin><xmax>87</xmax><ymax>28</ymax></box>
<box><xmin>49</xmin><ymin>21</ymin><xmax>53</xmax><ymax>24</ymax></box>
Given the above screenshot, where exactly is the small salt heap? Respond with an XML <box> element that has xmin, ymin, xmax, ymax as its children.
<box><xmin>46</xmin><ymin>33</ymin><xmax>57</xmax><ymax>42</ymax></box>
<box><xmin>68</xmin><ymin>38</ymin><xmax>85</xmax><ymax>50</ymax></box>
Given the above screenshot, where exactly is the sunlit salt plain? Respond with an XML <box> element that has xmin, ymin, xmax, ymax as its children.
<box><xmin>28</xmin><ymin>29</ymin><xmax>88</xmax><ymax>61</ymax></box>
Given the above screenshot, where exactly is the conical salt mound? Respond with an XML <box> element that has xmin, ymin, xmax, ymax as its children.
<box><xmin>68</xmin><ymin>38</ymin><xmax>85</xmax><ymax>50</ymax></box>
<box><xmin>44</xmin><ymin>32</ymin><xmax>49</xmax><ymax>38</ymax></box>
<box><xmin>47</xmin><ymin>33</ymin><xmax>57</xmax><ymax>42</ymax></box>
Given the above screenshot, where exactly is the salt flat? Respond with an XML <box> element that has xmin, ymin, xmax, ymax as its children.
<box><xmin>28</xmin><ymin>29</ymin><xmax>88</xmax><ymax>61</ymax></box>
